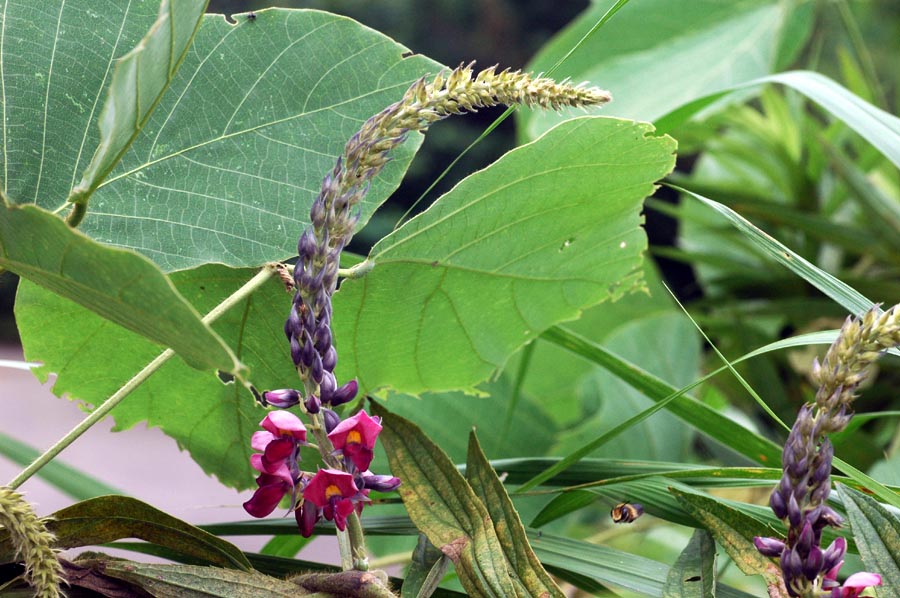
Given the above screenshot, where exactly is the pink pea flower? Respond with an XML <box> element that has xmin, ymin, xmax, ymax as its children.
<box><xmin>301</xmin><ymin>469</ymin><xmax>370</xmax><ymax>533</ymax></box>
<box><xmin>243</xmin><ymin>472</ymin><xmax>294</xmax><ymax>518</ymax></box>
<box><xmin>831</xmin><ymin>572</ymin><xmax>882</xmax><ymax>598</ymax></box>
<box><xmin>327</xmin><ymin>410</ymin><xmax>382</xmax><ymax>472</ymax></box>
<box><xmin>243</xmin><ymin>411</ymin><xmax>308</xmax><ymax>518</ymax></box>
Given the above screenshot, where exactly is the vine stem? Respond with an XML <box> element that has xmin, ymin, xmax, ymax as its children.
<box><xmin>6</xmin><ymin>265</ymin><xmax>278</xmax><ymax>490</ymax></box>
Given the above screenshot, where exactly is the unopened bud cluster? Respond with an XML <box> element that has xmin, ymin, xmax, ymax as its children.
<box><xmin>756</xmin><ymin>305</ymin><xmax>899</xmax><ymax>597</ymax></box>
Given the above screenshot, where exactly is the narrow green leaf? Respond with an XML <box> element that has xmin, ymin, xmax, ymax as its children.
<box><xmin>663</xmin><ymin>529</ymin><xmax>716</xmax><ymax>598</ymax></box>
<box><xmin>0</xmin><ymin>496</ymin><xmax>251</xmax><ymax>571</ymax></box>
<box><xmin>0</xmin><ymin>431</ymin><xmax>121</xmax><ymax>500</ymax></box>
<box><xmin>372</xmin><ymin>403</ymin><xmax>518</xmax><ymax>597</ymax></box>
<box><xmin>335</xmin><ymin>117</ymin><xmax>676</xmax><ymax>396</ymax></box>
<box><xmin>401</xmin><ymin>534</ymin><xmax>451</xmax><ymax>598</ymax></box>
<box><xmin>839</xmin><ymin>484</ymin><xmax>900</xmax><ymax>594</ymax></box>
<box><xmin>68</xmin><ymin>0</ymin><xmax>208</xmax><ymax>206</ymax></box>
<box><xmin>528</xmin><ymin>530</ymin><xmax>757</xmax><ymax>598</ymax></box>
<box><xmin>2</xmin><ymin>203</ymin><xmax>241</xmax><ymax>373</ymax></box>
<box><xmin>541</xmin><ymin>325</ymin><xmax>782</xmax><ymax>465</ymax></box>
<box><xmin>520</xmin><ymin>0</ymin><xmax>807</xmax><ymax>137</ymax></box>
<box><xmin>674</xmin><ymin>186</ymin><xmax>876</xmax><ymax>315</ymax></box>
<box><xmin>466</xmin><ymin>431</ymin><xmax>565</xmax><ymax>598</ymax></box>
<box><xmin>670</xmin><ymin>487</ymin><xmax>789</xmax><ymax>597</ymax></box>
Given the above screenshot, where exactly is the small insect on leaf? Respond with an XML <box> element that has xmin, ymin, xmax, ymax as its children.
<box><xmin>611</xmin><ymin>502</ymin><xmax>644</xmax><ymax>524</ymax></box>
<box><xmin>246</xmin><ymin>11</ymin><xmax>256</xmax><ymax>21</ymax></box>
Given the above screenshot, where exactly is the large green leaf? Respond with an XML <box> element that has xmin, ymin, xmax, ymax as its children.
<box><xmin>3</xmin><ymin>203</ymin><xmax>241</xmax><ymax>373</ymax></box>
<box><xmin>15</xmin><ymin>264</ymin><xmax>295</xmax><ymax>489</ymax></box>
<box><xmin>334</xmin><ymin>116</ymin><xmax>676</xmax><ymax>396</ymax></box>
<box><xmin>519</xmin><ymin>0</ymin><xmax>809</xmax><ymax>139</ymax></box>
<box><xmin>373</xmin><ymin>403</ymin><xmax>520</xmax><ymax>597</ymax></box>
<box><xmin>68</xmin><ymin>0</ymin><xmax>208</xmax><ymax>207</ymax></box>
<box><xmin>465</xmin><ymin>432</ymin><xmax>565</xmax><ymax>598</ymax></box>
<box><xmin>0</xmin><ymin>496</ymin><xmax>251</xmax><ymax>571</ymax></box>
<box><xmin>839</xmin><ymin>484</ymin><xmax>900</xmax><ymax>594</ymax></box>
<box><xmin>2</xmin><ymin>2</ymin><xmax>440</xmax><ymax>270</ymax></box>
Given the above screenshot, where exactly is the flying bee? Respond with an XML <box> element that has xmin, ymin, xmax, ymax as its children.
<box><xmin>610</xmin><ymin>502</ymin><xmax>644</xmax><ymax>524</ymax></box>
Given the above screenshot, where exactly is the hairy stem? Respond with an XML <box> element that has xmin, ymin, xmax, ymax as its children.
<box><xmin>7</xmin><ymin>265</ymin><xmax>277</xmax><ymax>489</ymax></box>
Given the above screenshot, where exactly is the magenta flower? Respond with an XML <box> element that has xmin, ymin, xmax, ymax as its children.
<box><xmin>328</xmin><ymin>409</ymin><xmax>382</xmax><ymax>472</ymax></box>
<box><xmin>243</xmin><ymin>411</ymin><xmax>308</xmax><ymax>519</ymax></box>
<box><xmin>302</xmin><ymin>469</ymin><xmax>369</xmax><ymax>532</ymax></box>
<box><xmin>243</xmin><ymin>472</ymin><xmax>293</xmax><ymax>518</ymax></box>
<box><xmin>830</xmin><ymin>572</ymin><xmax>882</xmax><ymax>598</ymax></box>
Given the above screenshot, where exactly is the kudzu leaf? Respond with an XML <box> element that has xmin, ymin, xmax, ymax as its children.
<box><xmin>2</xmin><ymin>203</ymin><xmax>241</xmax><ymax>374</ymax></box>
<box><xmin>68</xmin><ymin>0</ymin><xmax>208</xmax><ymax>206</ymax></box>
<box><xmin>1</xmin><ymin>2</ymin><xmax>440</xmax><ymax>271</ymax></box>
<box><xmin>465</xmin><ymin>431</ymin><xmax>565</xmax><ymax>598</ymax></box>
<box><xmin>335</xmin><ymin>116</ymin><xmax>676</xmax><ymax>396</ymax></box>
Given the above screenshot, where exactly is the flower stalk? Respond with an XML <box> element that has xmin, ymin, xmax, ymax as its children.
<box><xmin>756</xmin><ymin>304</ymin><xmax>900</xmax><ymax>597</ymax></box>
<box><xmin>244</xmin><ymin>62</ymin><xmax>610</xmax><ymax>575</ymax></box>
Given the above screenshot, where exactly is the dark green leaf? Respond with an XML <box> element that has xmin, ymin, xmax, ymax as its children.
<box><xmin>401</xmin><ymin>534</ymin><xmax>450</xmax><ymax>598</ymax></box>
<box><xmin>373</xmin><ymin>403</ymin><xmax>519</xmax><ymax>597</ymax></box>
<box><xmin>0</xmin><ymin>496</ymin><xmax>251</xmax><ymax>571</ymax></box>
<box><xmin>839</xmin><ymin>484</ymin><xmax>900</xmax><ymax>593</ymax></box>
<box><xmin>335</xmin><ymin>117</ymin><xmax>676</xmax><ymax>396</ymax></box>
<box><xmin>2</xmin><ymin>203</ymin><xmax>241</xmax><ymax>373</ymax></box>
<box><xmin>663</xmin><ymin>530</ymin><xmax>716</xmax><ymax>598</ymax></box>
<box><xmin>96</xmin><ymin>561</ymin><xmax>303</xmax><ymax>597</ymax></box>
<box><xmin>465</xmin><ymin>431</ymin><xmax>565</xmax><ymax>598</ymax></box>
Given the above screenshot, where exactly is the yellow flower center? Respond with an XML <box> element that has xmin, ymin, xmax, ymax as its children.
<box><xmin>347</xmin><ymin>430</ymin><xmax>362</xmax><ymax>444</ymax></box>
<box><xmin>325</xmin><ymin>484</ymin><xmax>343</xmax><ymax>500</ymax></box>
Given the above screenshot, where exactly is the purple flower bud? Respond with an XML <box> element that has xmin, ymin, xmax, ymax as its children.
<box><xmin>290</xmin><ymin>337</ymin><xmax>303</xmax><ymax>366</ymax></box>
<box><xmin>754</xmin><ymin>536</ymin><xmax>786</xmax><ymax>557</ymax></box>
<box><xmin>304</xmin><ymin>394</ymin><xmax>321</xmax><ymax>414</ymax></box>
<box><xmin>330</xmin><ymin>379</ymin><xmax>359</xmax><ymax>407</ymax></box>
<box><xmin>796</xmin><ymin>521</ymin><xmax>815</xmax><ymax>554</ymax></box>
<box><xmin>770</xmin><ymin>489</ymin><xmax>788</xmax><ymax>519</ymax></box>
<box><xmin>362</xmin><ymin>474</ymin><xmax>401</xmax><ymax>493</ymax></box>
<box><xmin>822</xmin><ymin>537</ymin><xmax>846</xmax><ymax>574</ymax></box>
<box><xmin>787</xmin><ymin>494</ymin><xmax>802</xmax><ymax>528</ymax></box>
<box><xmin>311</xmin><ymin>354</ymin><xmax>324</xmax><ymax>383</ymax></box>
<box><xmin>319</xmin><ymin>371</ymin><xmax>337</xmax><ymax>401</ymax></box>
<box><xmin>301</xmin><ymin>338</ymin><xmax>317</xmax><ymax>368</ymax></box>
<box><xmin>263</xmin><ymin>389</ymin><xmax>301</xmax><ymax>409</ymax></box>
<box><xmin>314</xmin><ymin>325</ymin><xmax>332</xmax><ymax>352</ymax></box>
<box><xmin>296</xmin><ymin>498</ymin><xmax>320</xmax><ymax>538</ymax></box>
<box><xmin>323</xmin><ymin>408</ymin><xmax>341</xmax><ymax>434</ymax></box>
<box><xmin>322</xmin><ymin>346</ymin><xmax>338</xmax><ymax>372</ymax></box>
<box><xmin>802</xmin><ymin>545</ymin><xmax>824</xmax><ymax>581</ymax></box>
<box><xmin>298</xmin><ymin>230</ymin><xmax>318</xmax><ymax>260</ymax></box>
